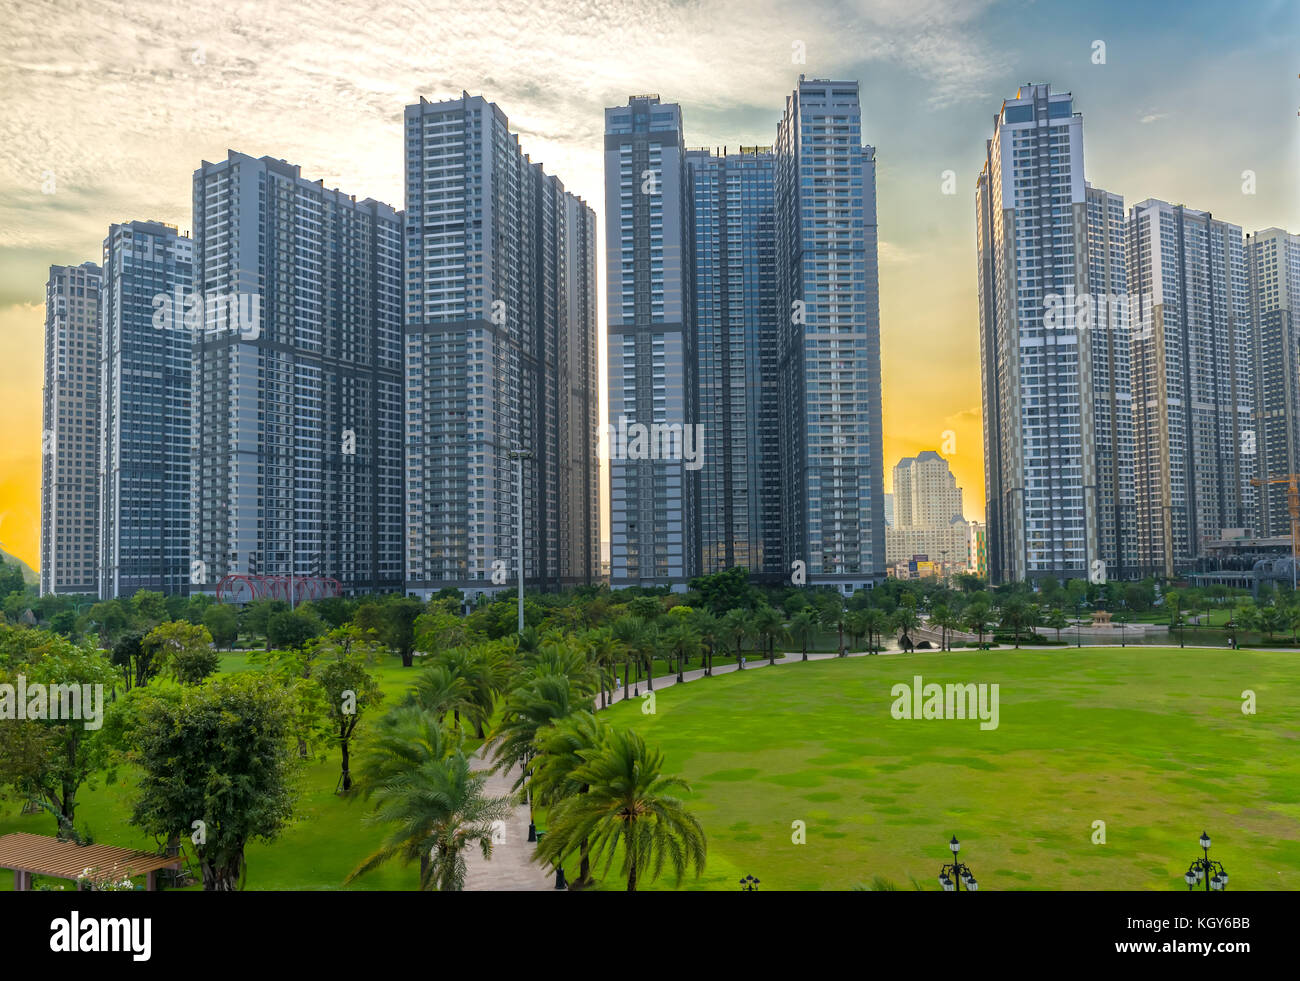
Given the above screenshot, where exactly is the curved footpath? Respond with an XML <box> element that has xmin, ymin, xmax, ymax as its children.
<box><xmin>468</xmin><ymin>639</ymin><xmax>1294</xmax><ymax>888</ymax></box>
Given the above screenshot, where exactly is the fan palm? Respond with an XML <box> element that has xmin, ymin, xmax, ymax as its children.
<box><xmin>787</xmin><ymin>610</ymin><xmax>817</xmax><ymax>661</ymax></box>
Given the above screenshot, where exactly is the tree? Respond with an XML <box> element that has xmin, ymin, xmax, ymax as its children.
<box><xmin>530</xmin><ymin>711</ymin><xmax>609</xmax><ymax>887</ymax></box>
<box><xmin>892</xmin><ymin>604</ymin><xmax>920</xmax><ymax>650</ymax></box>
<box><xmin>692</xmin><ymin>611</ymin><xmax>721</xmax><ymax>677</ymax></box>
<box><xmin>999</xmin><ymin>599</ymin><xmax>1031</xmax><ymax>648</ymax></box>
<box><xmin>687</xmin><ymin>566</ymin><xmax>754</xmax><ymax>615</ymax></box>
<box><xmin>787</xmin><ymin>610</ymin><xmax>817</xmax><ymax>661</ymax></box>
<box><xmin>382</xmin><ymin>597</ymin><xmax>424</xmax><ymax>667</ymax></box>
<box><xmin>318</xmin><ymin>650</ymin><xmax>384</xmax><ymax>792</ymax></box>
<box><xmin>720</xmin><ymin>608</ymin><xmax>750</xmax><ymax>667</ymax></box>
<box><xmin>202</xmin><ymin>604</ymin><xmax>238</xmax><ymax>651</ymax></box>
<box><xmin>127</xmin><ymin>672</ymin><xmax>296</xmax><ymax>890</ymax></box>
<box><xmin>242</xmin><ymin>599</ymin><xmax>288</xmax><ymax>646</ymax></box>
<box><xmin>0</xmin><ymin>638</ymin><xmax>115</xmax><ymax>837</ymax></box>
<box><xmin>930</xmin><ymin>603</ymin><xmax>951</xmax><ymax>651</ymax></box>
<box><xmin>109</xmin><ymin>632</ymin><xmax>156</xmax><ymax>690</ymax></box>
<box><xmin>347</xmin><ymin>707</ymin><xmax>511</xmax><ymax>891</ymax></box>
<box><xmin>862</xmin><ymin>608</ymin><xmax>889</xmax><ymax>654</ymax></box>
<box><xmin>816</xmin><ymin>594</ymin><xmax>848</xmax><ymax>656</ymax></box>
<box><xmin>535</xmin><ymin>728</ymin><xmax>705</xmax><ymax>892</ymax></box>
<box><xmin>85</xmin><ymin>599</ymin><xmax>129</xmax><ymax>648</ymax></box>
<box><xmin>751</xmin><ymin>605</ymin><xmax>783</xmax><ymax>665</ymax></box>
<box><xmin>130</xmin><ymin>590</ymin><xmax>168</xmax><ymax>633</ymax></box>
<box><xmin>663</xmin><ymin>621</ymin><xmax>701</xmax><ymax>682</ymax></box>
<box><xmin>266</xmin><ymin>608</ymin><xmax>324</xmax><ymax>652</ymax></box>
<box><xmin>144</xmin><ymin>621</ymin><xmax>218</xmax><ymax>684</ymax></box>
<box><xmin>1043</xmin><ymin>607</ymin><xmax>1069</xmax><ymax>642</ymax></box>
<box><xmin>962</xmin><ymin>600</ymin><xmax>992</xmax><ymax>648</ymax></box>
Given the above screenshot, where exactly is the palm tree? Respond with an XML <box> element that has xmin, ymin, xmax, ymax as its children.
<box><xmin>930</xmin><ymin>603</ymin><xmax>951</xmax><ymax>651</ymax></box>
<box><xmin>534</xmin><ymin>728</ymin><xmax>706</xmax><ymax>892</ymax></box>
<box><xmin>720</xmin><ymin>608</ymin><xmax>749</xmax><ymax>668</ymax></box>
<box><xmin>892</xmin><ymin>604</ymin><xmax>920</xmax><ymax>651</ymax></box>
<box><xmin>752</xmin><ymin>605</ymin><xmax>784</xmax><ymax>665</ymax></box>
<box><xmin>612</xmin><ymin>616</ymin><xmax>651</xmax><ymax>695</ymax></box>
<box><xmin>693</xmin><ymin>611</ymin><xmax>720</xmax><ymax>677</ymax></box>
<box><xmin>818</xmin><ymin>598</ymin><xmax>848</xmax><ymax>656</ymax></box>
<box><xmin>963</xmin><ymin>600</ymin><xmax>992</xmax><ymax>648</ymax></box>
<box><xmin>787</xmin><ymin>610</ymin><xmax>817</xmax><ymax>661</ymax></box>
<box><xmin>1044</xmin><ymin>607</ymin><xmax>1069</xmax><ymax>643</ymax></box>
<box><xmin>999</xmin><ymin>598</ymin><xmax>1030</xmax><ymax>648</ymax></box>
<box><xmin>845</xmin><ymin>609</ymin><xmax>869</xmax><ymax>652</ymax></box>
<box><xmin>529</xmin><ymin>711</ymin><xmax>608</xmax><ymax>887</ymax></box>
<box><xmin>663</xmin><ymin>622</ymin><xmax>701</xmax><ymax>683</ymax></box>
<box><xmin>583</xmin><ymin>627</ymin><xmax>619</xmax><ymax>708</ymax></box>
<box><xmin>347</xmin><ymin>707</ymin><xmax>511</xmax><ymax>891</ymax></box>
<box><xmin>489</xmin><ymin>671</ymin><xmax>587</xmax><ymax>790</ymax></box>
<box><xmin>409</xmin><ymin>663</ymin><xmax>474</xmax><ymax>723</ymax></box>
<box><xmin>862</xmin><ymin>608</ymin><xmax>889</xmax><ymax>654</ymax></box>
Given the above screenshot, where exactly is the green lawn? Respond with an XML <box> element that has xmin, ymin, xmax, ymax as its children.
<box><xmin>588</xmin><ymin>647</ymin><xmax>1300</xmax><ymax>891</ymax></box>
<box><xmin>4</xmin><ymin>646</ymin><xmax>1296</xmax><ymax>891</ymax></box>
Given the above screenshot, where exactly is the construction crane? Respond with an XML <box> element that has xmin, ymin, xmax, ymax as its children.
<box><xmin>1250</xmin><ymin>474</ymin><xmax>1300</xmax><ymax>589</ymax></box>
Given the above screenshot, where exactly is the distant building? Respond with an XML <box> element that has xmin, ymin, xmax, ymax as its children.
<box><xmin>885</xmin><ymin>452</ymin><xmax>968</xmax><ymax>572</ymax></box>
<box><xmin>98</xmin><ymin>221</ymin><xmax>194</xmax><ymax>597</ymax></box>
<box><xmin>1129</xmin><ymin>199</ymin><xmax>1255</xmax><ymax>575</ymax></box>
<box><xmin>41</xmin><ymin>262</ymin><xmax>102</xmax><ymax>596</ymax></box>
<box><xmin>883</xmin><ymin>492</ymin><xmax>894</xmax><ymax>528</ymax></box>
<box><xmin>967</xmin><ymin>520</ymin><xmax>987</xmax><ymax>578</ymax></box>
<box><xmin>192</xmin><ymin>150</ymin><xmax>404</xmax><ymax>595</ymax></box>
<box><xmin>405</xmin><ymin>95</ymin><xmax>599</xmax><ymax>599</ymax></box>
<box><xmin>1246</xmin><ymin>227</ymin><xmax>1300</xmax><ymax>537</ymax></box>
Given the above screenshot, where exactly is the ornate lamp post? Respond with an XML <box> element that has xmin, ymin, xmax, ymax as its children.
<box><xmin>739</xmin><ymin>875</ymin><xmax>760</xmax><ymax>892</ymax></box>
<box><xmin>938</xmin><ymin>835</ymin><xmax>978</xmax><ymax>892</ymax></box>
<box><xmin>1183</xmin><ymin>831</ymin><xmax>1229</xmax><ymax>892</ymax></box>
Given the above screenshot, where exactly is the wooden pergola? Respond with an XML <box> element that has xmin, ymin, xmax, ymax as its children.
<box><xmin>0</xmin><ymin>832</ymin><xmax>183</xmax><ymax>891</ymax></box>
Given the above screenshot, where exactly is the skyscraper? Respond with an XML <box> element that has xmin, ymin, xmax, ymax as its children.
<box><xmin>404</xmin><ymin>94</ymin><xmax>598</xmax><ymax>598</ymax></box>
<box><xmin>1129</xmin><ymin>199</ymin><xmax>1254</xmax><ymax>575</ymax></box>
<box><xmin>41</xmin><ymin>262</ymin><xmax>102</xmax><ymax>596</ymax></box>
<box><xmin>885</xmin><ymin>451</ymin><xmax>968</xmax><ymax>570</ymax></box>
<box><xmin>99</xmin><ymin>221</ymin><xmax>194</xmax><ymax>598</ymax></box>
<box><xmin>192</xmin><ymin>150</ymin><xmax>404</xmax><ymax>595</ymax></box>
<box><xmin>687</xmin><ymin>145</ymin><xmax>781</xmax><ymax>577</ymax></box>
<box><xmin>1246</xmin><ymin>227</ymin><xmax>1300</xmax><ymax>537</ymax></box>
<box><xmin>774</xmin><ymin>77</ymin><xmax>885</xmax><ymax>592</ymax></box>
<box><xmin>977</xmin><ymin>82</ymin><xmax>1096</xmax><ymax>583</ymax></box>
<box><xmin>1084</xmin><ymin>183</ymin><xmax>1137</xmax><ymax>581</ymax></box>
<box><xmin>605</xmin><ymin>96</ymin><xmax>697</xmax><ymax>589</ymax></box>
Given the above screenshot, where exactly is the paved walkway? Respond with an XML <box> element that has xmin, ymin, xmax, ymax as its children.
<box><xmin>463</xmin><ymin>748</ymin><xmax>556</xmax><ymax>891</ymax></box>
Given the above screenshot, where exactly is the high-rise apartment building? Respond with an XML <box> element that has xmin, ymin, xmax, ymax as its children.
<box><xmin>977</xmin><ymin>83</ymin><xmax>1103</xmax><ymax>583</ymax></box>
<box><xmin>605</xmin><ymin>96</ymin><xmax>696</xmax><ymax>589</ymax></box>
<box><xmin>404</xmin><ymin>94</ymin><xmax>598</xmax><ymax>598</ymax></box>
<box><xmin>885</xmin><ymin>451</ymin><xmax>968</xmax><ymax>568</ymax></box>
<box><xmin>1246</xmin><ymin>227</ymin><xmax>1300</xmax><ymax>537</ymax></box>
<box><xmin>192</xmin><ymin>150</ymin><xmax>404</xmax><ymax>595</ymax></box>
<box><xmin>99</xmin><ymin>221</ymin><xmax>194</xmax><ymax>598</ymax></box>
<box><xmin>774</xmin><ymin>77</ymin><xmax>886</xmax><ymax>591</ymax></box>
<box><xmin>40</xmin><ymin>262</ymin><xmax>102</xmax><ymax>595</ymax></box>
<box><xmin>1085</xmin><ymin>183</ymin><xmax>1138</xmax><ymax>580</ymax></box>
<box><xmin>1129</xmin><ymin>199</ymin><xmax>1255</xmax><ymax>575</ymax></box>
<box><xmin>687</xmin><ymin>145</ymin><xmax>781</xmax><ymax>577</ymax></box>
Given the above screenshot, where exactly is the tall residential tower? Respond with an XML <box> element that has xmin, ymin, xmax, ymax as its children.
<box><xmin>98</xmin><ymin>221</ymin><xmax>194</xmax><ymax>597</ymax></box>
<box><xmin>40</xmin><ymin>262</ymin><xmax>102</xmax><ymax>595</ymax></box>
<box><xmin>192</xmin><ymin>151</ymin><xmax>404</xmax><ymax>595</ymax></box>
<box><xmin>404</xmin><ymin>94</ymin><xmax>599</xmax><ymax>598</ymax></box>
<box><xmin>774</xmin><ymin>77</ymin><xmax>886</xmax><ymax>592</ymax></box>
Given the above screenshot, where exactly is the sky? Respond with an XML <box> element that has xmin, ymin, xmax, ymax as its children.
<box><xmin>1</xmin><ymin>0</ymin><xmax>1297</xmax><ymax>571</ymax></box>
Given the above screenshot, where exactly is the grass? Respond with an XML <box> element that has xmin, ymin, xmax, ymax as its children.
<box><xmin>586</xmin><ymin>646</ymin><xmax>1300</xmax><ymax>891</ymax></box>
<box><xmin>4</xmin><ymin>645</ymin><xmax>1296</xmax><ymax>891</ymax></box>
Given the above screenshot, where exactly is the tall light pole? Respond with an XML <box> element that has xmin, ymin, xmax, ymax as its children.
<box><xmin>508</xmin><ymin>449</ymin><xmax>532</xmax><ymax>634</ymax></box>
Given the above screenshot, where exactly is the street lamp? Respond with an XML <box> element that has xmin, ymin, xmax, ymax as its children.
<box><xmin>1183</xmin><ymin>830</ymin><xmax>1229</xmax><ymax>892</ymax></box>
<box><xmin>507</xmin><ymin>449</ymin><xmax>532</xmax><ymax>635</ymax></box>
<box><xmin>739</xmin><ymin>875</ymin><xmax>760</xmax><ymax>892</ymax></box>
<box><xmin>938</xmin><ymin>835</ymin><xmax>978</xmax><ymax>892</ymax></box>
